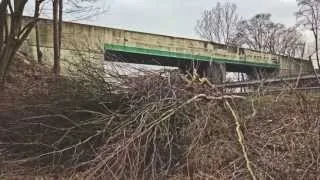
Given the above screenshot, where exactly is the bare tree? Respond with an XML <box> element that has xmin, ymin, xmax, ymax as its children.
<box><xmin>58</xmin><ymin>0</ymin><xmax>62</xmax><ymax>49</ymax></box>
<box><xmin>276</xmin><ymin>27</ymin><xmax>306</xmax><ymax>57</ymax></box>
<box><xmin>35</xmin><ymin>0</ymin><xmax>43</xmax><ymax>64</ymax></box>
<box><xmin>296</xmin><ymin>0</ymin><xmax>320</xmax><ymax>69</ymax></box>
<box><xmin>0</xmin><ymin>0</ymin><xmax>44</xmax><ymax>88</ymax></box>
<box><xmin>195</xmin><ymin>2</ymin><xmax>240</xmax><ymax>44</ymax></box>
<box><xmin>236</xmin><ymin>14</ymin><xmax>274</xmax><ymax>51</ymax></box>
<box><xmin>35</xmin><ymin>21</ymin><xmax>43</xmax><ymax>64</ymax></box>
<box><xmin>0</xmin><ymin>0</ymin><xmax>106</xmax><ymax>85</ymax></box>
<box><xmin>51</xmin><ymin>0</ymin><xmax>105</xmax><ymax>75</ymax></box>
<box><xmin>236</xmin><ymin>13</ymin><xmax>304</xmax><ymax>57</ymax></box>
<box><xmin>63</xmin><ymin>0</ymin><xmax>107</xmax><ymax>20</ymax></box>
<box><xmin>0</xmin><ymin>0</ymin><xmax>7</xmax><ymax>49</ymax></box>
<box><xmin>52</xmin><ymin>0</ymin><xmax>61</xmax><ymax>75</ymax></box>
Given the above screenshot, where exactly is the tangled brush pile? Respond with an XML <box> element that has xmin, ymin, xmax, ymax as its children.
<box><xmin>0</xmin><ymin>63</ymin><xmax>319</xmax><ymax>179</ymax></box>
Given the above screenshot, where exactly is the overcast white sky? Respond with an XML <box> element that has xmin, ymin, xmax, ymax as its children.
<box><xmin>83</xmin><ymin>0</ymin><xmax>299</xmax><ymax>39</ymax></box>
<box><xmin>26</xmin><ymin>0</ymin><xmax>299</xmax><ymax>39</ymax></box>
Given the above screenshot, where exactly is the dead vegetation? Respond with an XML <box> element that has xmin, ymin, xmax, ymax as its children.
<box><xmin>0</xmin><ymin>54</ymin><xmax>319</xmax><ymax>180</ymax></box>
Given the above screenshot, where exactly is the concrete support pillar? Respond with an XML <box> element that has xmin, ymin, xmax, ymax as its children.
<box><xmin>202</xmin><ymin>62</ymin><xmax>226</xmax><ymax>84</ymax></box>
<box><xmin>179</xmin><ymin>61</ymin><xmax>226</xmax><ymax>84</ymax></box>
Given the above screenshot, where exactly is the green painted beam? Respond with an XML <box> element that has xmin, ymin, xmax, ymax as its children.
<box><xmin>104</xmin><ymin>44</ymin><xmax>280</xmax><ymax>69</ymax></box>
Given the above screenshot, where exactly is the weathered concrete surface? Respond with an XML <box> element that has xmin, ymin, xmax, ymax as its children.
<box><xmin>20</xmin><ymin>17</ymin><xmax>314</xmax><ymax>77</ymax></box>
<box><xmin>201</xmin><ymin>62</ymin><xmax>226</xmax><ymax>83</ymax></box>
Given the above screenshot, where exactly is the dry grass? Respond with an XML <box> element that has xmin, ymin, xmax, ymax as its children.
<box><xmin>0</xmin><ymin>54</ymin><xmax>319</xmax><ymax>180</ymax></box>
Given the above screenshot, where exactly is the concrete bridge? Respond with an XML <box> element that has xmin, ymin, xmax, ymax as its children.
<box><xmin>21</xmin><ymin>17</ymin><xmax>314</xmax><ymax>83</ymax></box>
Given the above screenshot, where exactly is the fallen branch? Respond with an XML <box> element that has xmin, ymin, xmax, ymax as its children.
<box><xmin>225</xmin><ymin>100</ymin><xmax>257</xmax><ymax>180</ymax></box>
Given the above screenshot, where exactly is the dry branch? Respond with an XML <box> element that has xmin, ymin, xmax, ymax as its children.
<box><xmin>1</xmin><ymin>57</ymin><xmax>319</xmax><ymax>179</ymax></box>
<box><xmin>225</xmin><ymin>100</ymin><xmax>257</xmax><ymax>180</ymax></box>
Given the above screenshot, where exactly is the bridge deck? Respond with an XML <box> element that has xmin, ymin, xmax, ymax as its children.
<box><xmin>105</xmin><ymin>44</ymin><xmax>280</xmax><ymax>70</ymax></box>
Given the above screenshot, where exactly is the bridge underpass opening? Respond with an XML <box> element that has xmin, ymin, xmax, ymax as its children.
<box><xmin>104</xmin><ymin>44</ymin><xmax>280</xmax><ymax>84</ymax></box>
<box><xmin>104</xmin><ymin>61</ymin><xmax>178</xmax><ymax>78</ymax></box>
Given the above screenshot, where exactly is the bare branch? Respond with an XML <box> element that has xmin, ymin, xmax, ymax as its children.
<box><xmin>235</xmin><ymin>13</ymin><xmax>304</xmax><ymax>57</ymax></box>
<box><xmin>296</xmin><ymin>0</ymin><xmax>320</xmax><ymax>68</ymax></box>
<box><xmin>195</xmin><ymin>2</ymin><xmax>240</xmax><ymax>44</ymax></box>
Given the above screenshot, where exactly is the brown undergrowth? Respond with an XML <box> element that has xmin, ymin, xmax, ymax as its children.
<box><xmin>0</xmin><ymin>54</ymin><xmax>319</xmax><ymax>179</ymax></box>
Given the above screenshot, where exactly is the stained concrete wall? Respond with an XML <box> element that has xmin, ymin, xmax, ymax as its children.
<box><xmin>280</xmin><ymin>56</ymin><xmax>314</xmax><ymax>76</ymax></box>
<box><xmin>21</xmin><ymin>17</ymin><xmax>313</xmax><ymax>76</ymax></box>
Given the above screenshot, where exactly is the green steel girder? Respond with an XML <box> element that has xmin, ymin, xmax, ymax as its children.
<box><xmin>104</xmin><ymin>43</ymin><xmax>280</xmax><ymax>69</ymax></box>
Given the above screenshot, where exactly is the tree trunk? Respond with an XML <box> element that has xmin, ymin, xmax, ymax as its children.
<box><xmin>52</xmin><ymin>0</ymin><xmax>60</xmax><ymax>75</ymax></box>
<box><xmin>0</xmin><ymin>0</ymin><xmax>7</xmax><ymax>48</ymax></box>
<box><xmin>35</xmin><ymin>22</ymin><xmax>43</xmax><ymax>64</ymax></box>
<box><xmin>0</xmin><ymin>0</ymin><xmax>43</xmax><ymax>89</ymax></box>
<box><xmin>0</xmin><ymin>49</ymin><xmax>10</xmax><ymax>88</ymax></box>
<box><xmin>0</xmin><ymin>42</ymin><xmax>18</xmax><ymax>88</ymax></box>
<box><xmin>58</xmin><ymin>0</ymin><xmax>63</xmax><ymax>49</ymax></box>
<box><xmin>241</xmin><ymin>73</ymin><xmax>245</xmax><ymax>92</ymax></box>
<box><xmin>35</xmin><ymin>0</ymin><xmax>42</xmax><ymax>64</ymax></box>
<box><xmin>0</xmin><ymin>0</ymin><xmax>27</xmax><ymax>88</ymax></box>
<box><xmin>315</xmin><ymin>33</ymin><xmax>320</xmax><ymax>70</ymax></box>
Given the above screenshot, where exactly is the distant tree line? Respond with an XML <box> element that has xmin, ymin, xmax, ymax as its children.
<box><xmin>196</xmin><ymin>0</ymin><xmax>320</xmax><ymax>68</ymax></box>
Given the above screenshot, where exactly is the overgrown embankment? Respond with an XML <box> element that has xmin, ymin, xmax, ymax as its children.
<box><xmin>0</xmin><ymin>54</ymin><xmax>319</xmax><ymax>180</ymax></box>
